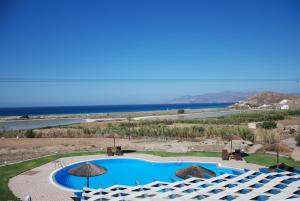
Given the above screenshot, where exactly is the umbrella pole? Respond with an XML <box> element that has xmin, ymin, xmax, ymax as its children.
<box><xmin>277</xmin><ymin>151</ymin><xmax>279</xmax><ymax>164</ymax></box>
<box><xmin>230</xmin><ymin>140</ymin><xmax>233</xmax><ymax>154</ymax></box>
<box><xmin>114</xmin><ymin>137</ymin><xmax>116</xmax><ymax>148</ymax></box>
<box><xmin>87</xmin><ymin>176</ymin><xmax>90</xmax><ymax>188</ymax></box>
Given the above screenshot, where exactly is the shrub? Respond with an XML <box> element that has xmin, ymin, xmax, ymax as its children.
<box><xmin>24</xmin><ymin>130</ymin><xmax>36</xmax><ymax>138</ymax></box>
<box><xmin>255</xmin><ymin>129</ymin><xmax>280</xmax><ymax>144</ymax></box>
<box><xmin>177</xmin><ymin>109</ymin><xmax>185</xmax><ymax>114</ymax></box>
<box><xmin>261</xmin><ymin>121</ymin><xmax>277</xmax><ymax>129</ymax></box>
<box><xmin>175</xmin><ymin>110</ymin><xmax>286</xmax><ymax>125</ymax></box>
<box><xmin>295</xmin><ymin>134</ymin><xmax>300</xmax><ymax>146</ymax></box>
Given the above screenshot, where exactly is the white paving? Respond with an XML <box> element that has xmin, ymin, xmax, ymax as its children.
<box><xmin>81</xmin><ymin>172</ymin><xmax>300</xmax><ymax>201</ymax></box>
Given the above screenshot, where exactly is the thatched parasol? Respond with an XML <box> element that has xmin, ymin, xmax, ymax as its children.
<box><xmin>263</xmin><ymin>142</ymin><xmax>292</xmax><ymax>164</ymax></box>
<box><xmin>106</xmin><ymin>133</ymin><xmax>121</xmax><ymax>148</ymax></box>
<box><xmin>224</xmin><ymin>134</ymin><xmax>242</xmax><ymax>154</ymax></box>
<box><xmin>68</xmin><ymin>162</ymin><xmax>107</xmax><ymax>187</ymax></box>
<box><xmin>176</xmin><ymin>165</ymin><xmax>216</xmax><ymax>179</ymax></box>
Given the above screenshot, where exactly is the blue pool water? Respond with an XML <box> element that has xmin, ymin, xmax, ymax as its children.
<box><xmin>54</xmin><ymin>158</ymin><xmax>237</xmax><ymax>190</ymax></box>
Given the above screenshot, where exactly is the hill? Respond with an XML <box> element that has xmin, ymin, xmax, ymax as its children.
<box><xmin>247</xmin><ymin>91</ymin><xmax>300</xmax><ymax>105</ymax></box>
<box><xmin>170</xmin><ymin>91</ymin><xmax>257</xmax><ymax>103</ymax></box>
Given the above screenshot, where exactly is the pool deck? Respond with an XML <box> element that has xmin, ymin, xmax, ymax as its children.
<box><xmin>9</xmin><ymin>153</ymin><xmax>263</xmax><ymax>201</ymax></box>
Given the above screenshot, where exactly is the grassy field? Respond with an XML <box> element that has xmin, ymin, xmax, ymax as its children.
<box><xmin>138</xmin><ymin>150</ymin><xmax>221</xmax><ymax>157</ymax></box>
<box><xmin>1</xmin><ymin>150</ymin><xmax>300</xmax><ymax>201</ymax></box>
<box><xmin>145</xmin><ymin>151</ymin><xmax>300</xmax><ymax>168</ymax></box>
<box><xmin>244</xmin><ymin>153</ymin><xmax>300</xmax><ymax>168</ymax></box>
<box><xmin>0</xmin><ymin>151</ymin><xmax>105</xmax><ymax>201</ymax></box>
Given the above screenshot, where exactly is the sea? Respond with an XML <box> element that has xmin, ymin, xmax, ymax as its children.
<box><xmin>0</xmin><ymin>103</ymin><xmax>234</xmax><ymax>130</ymax></box>
<box><xmin>0</xmin><ymin>103</ymin><xmax>233</xmax><ymax>116</ymax></box>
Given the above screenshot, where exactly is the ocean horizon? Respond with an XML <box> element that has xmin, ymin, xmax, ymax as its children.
<box><xmin>0</xmin><ymin>102</ymin><xmax>233</xmax><ymax>116</ymax></box>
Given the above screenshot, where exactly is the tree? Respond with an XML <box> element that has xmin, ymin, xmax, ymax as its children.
<box><xmin>262</xmin><ymin>121</ymin><xmax>277</xmax><ymax>129</ymax></box>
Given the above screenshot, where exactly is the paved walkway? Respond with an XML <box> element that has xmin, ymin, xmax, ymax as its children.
<box><xmin>9</xmin><ymin>154</ymin><xmax>263</xmax><ymax>201</ymax></box>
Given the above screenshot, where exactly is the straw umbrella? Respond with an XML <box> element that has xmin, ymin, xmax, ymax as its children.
<box><xmin>263</xmin><ymin>142</ymin><xmax>292</xmax><ymax>164</ymax></box>
<box><xmin>176</xmin><ymin>165</ymin><xmax>216</xmax><ymax>179</ymax></box>
<box><xmin>106</xmin><ymin>133</ymin><xmax>121</xmax><ymax>148</ymax></box>
<box><xmin>68</xmin><ymin>162</ymin><xmax>107</xmax><ymax>188</ymax></box>
<box><xmin>224</xmin><ymin>134</ymin><xmax>242</xmax><ymax>154</ymax></box>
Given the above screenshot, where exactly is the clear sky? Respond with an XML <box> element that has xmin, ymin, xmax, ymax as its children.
<box><xmin>0</xmin><ymin>0</ymin><xmax>300</xmax><ymax>107</ymax></box>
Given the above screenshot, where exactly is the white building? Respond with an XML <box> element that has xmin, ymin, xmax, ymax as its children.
<box><xmin>258</xmin><ymin>104</ymin><xmax>272</xmax><ymax>109</ymax></box>
<box><xmin>279</xmin><ymin>99</ymin><xmax>289</xmax><ymax>110</ymax></box>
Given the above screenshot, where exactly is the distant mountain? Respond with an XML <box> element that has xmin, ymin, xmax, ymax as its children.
<box><xmin>170</xmin><ymin>91</ymin><xmax>257</xmax><ymax>103</ymax></box>
<box><xmin>246</xmin><ymin>91</ymin><xmax>300</xmax><ymax>105</ymax></box>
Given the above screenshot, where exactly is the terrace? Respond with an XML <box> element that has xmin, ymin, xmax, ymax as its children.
<box><xmin>6</xmin><ymin>153</ymin><xmax>282</xmax><ymax>201</ymax></box>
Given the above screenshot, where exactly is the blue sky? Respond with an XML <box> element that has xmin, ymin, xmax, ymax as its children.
<box><xmin>0</xmin><ymin>0</ymin><xmax>300</xmax><ymax>107</ymax></box>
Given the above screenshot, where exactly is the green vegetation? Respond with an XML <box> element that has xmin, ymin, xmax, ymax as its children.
<box><xmin>1</xmin><ymin>150</ymin><xmax>300</xmax><ymax>201</ymax></box>
<box><xmin>0</xmin><ymin>155</ymin><xmax>59</xmax><ymax>201</ymax></box>
<box><xmin>138</xmin><ymin>150</ymin><xmax>221</xmax><ymax>157</ymax></box>
<box><xmin>244</xmin><ymin>153</ymin><xmax>300</xmax><ymax>168</ymax></box>
<box><xmin>24</xmin><ymin>129</ymin><xmax>36</xmax><ymax>138</ymax></box>
<box><xmin>261</xmin><ymin>121</ymin><xmax>277</xmax><ymax>129</ymax></box>
<box><xmin>295</xmin><ymin>134</ymin><xmax>300</xmax><ymax>146</ymax></box>
<box><xmin>113</xmin><ymin>123</ymin><xmax>207</xmax><ymax>139</ymax></box>
<box><xmin>0</xmin><ymin>150</ymin><xmax>105</xmax><ymax>201</ymax></box>
<box><xmin>2</xmin><ymin>110</ymin><xmax>300</xmax><ymax>140</ymax></box>
<box><xmin>255</xmin><ymin>129</ymin><xmax>280</xmax><ymax>144</ymax></box>
<box><xmin>111</xmin><ymin>123</ymin><xmax>254</xmax><ymax>141</ymax></box>
<box><xmin>178</xmin><ymin>109</ymin><xmax>300</xmax><ymax>125</ymax></box>
<box><xmin>176</xmin><ymin>111</ymin><xmax>284</xmax><ymax>125</ymax></box>
<box><xmin>177</xmin><ymin>109</ymin><xmax>185</xmax><ymax>114</ymax></box>
<box><xmin>0</xmin><ymin>121</ymin><xmax>254</xmax><ymax>141</ymax></box>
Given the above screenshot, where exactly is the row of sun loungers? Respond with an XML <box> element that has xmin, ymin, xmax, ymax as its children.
<box><xmin>107</xmin><ymin>146</ymin><xmax>123</xmax><ymax>156</ymax></box>
<box><xmin>222</xmin><ymin>149</ymin><xmax>242</xmax><ymax>161</ymax></box>
<box><xmin>79</xmin><ymin>167</ymin><xmax>300</xmax><ymax>200</ymax></box>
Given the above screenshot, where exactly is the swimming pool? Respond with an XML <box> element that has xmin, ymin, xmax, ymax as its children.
<box><xmin>53</xmin><ymin>158</ymin><xmax>239</xmax><ymax>190</ymax></box>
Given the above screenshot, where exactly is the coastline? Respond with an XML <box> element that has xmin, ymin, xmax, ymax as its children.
<box><xmin>0</xmin><ymin>106</ymin><xmax>235</xmax><ymax>121</ymax></box>
<box><xmin>0</xmin><ymin>107</ymin><xmax>242</xmax><ymax>130</ymax></box>
<box><xmin>0</xmin><ymin>107</ymin><xmax>237</xmax><ymax>122</ymax></box>
<box><xmin>0</xmin><ymin>102</ymin><xmax>233</xmax><ymax>119</ymax></box>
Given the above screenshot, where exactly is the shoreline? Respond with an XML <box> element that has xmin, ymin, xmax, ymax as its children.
<box><xmin>0</xmin><ymin>107</ymin><xmax>243</xmax><ymax>130</ymax></box>
<box><xmin>0</xmin><ymin>102</ymin><xmax>234</xmax><ymax>119</ymax></box>
<box><xmin>0</xmin><ymin>107</ymin><xmax>236</xmax><ymax>122</ymax></box>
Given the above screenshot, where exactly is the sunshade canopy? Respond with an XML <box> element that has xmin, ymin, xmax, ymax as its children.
<box><xmin>68</xmin><ymin>162</ymin><xmax>107</xmax><ymax>177</ymax></box>
<box><xmin>106</xmin><ymin>133</ymin><xmax>121</xmax><ymax>138</ymax></box>
<box><xmin>263</xmin><ymin>142</ymin><xmax>292</xmax><ymax>153</ymax></box>
<box><xmin>176</xmin><ymin>165</ymin><xmax>216</xmax><ymax>179</ymax></box>
<box><xmin>224</xmin><ymin>134</ymin><xmax>242</xmax><ymax>141</ymax></box>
